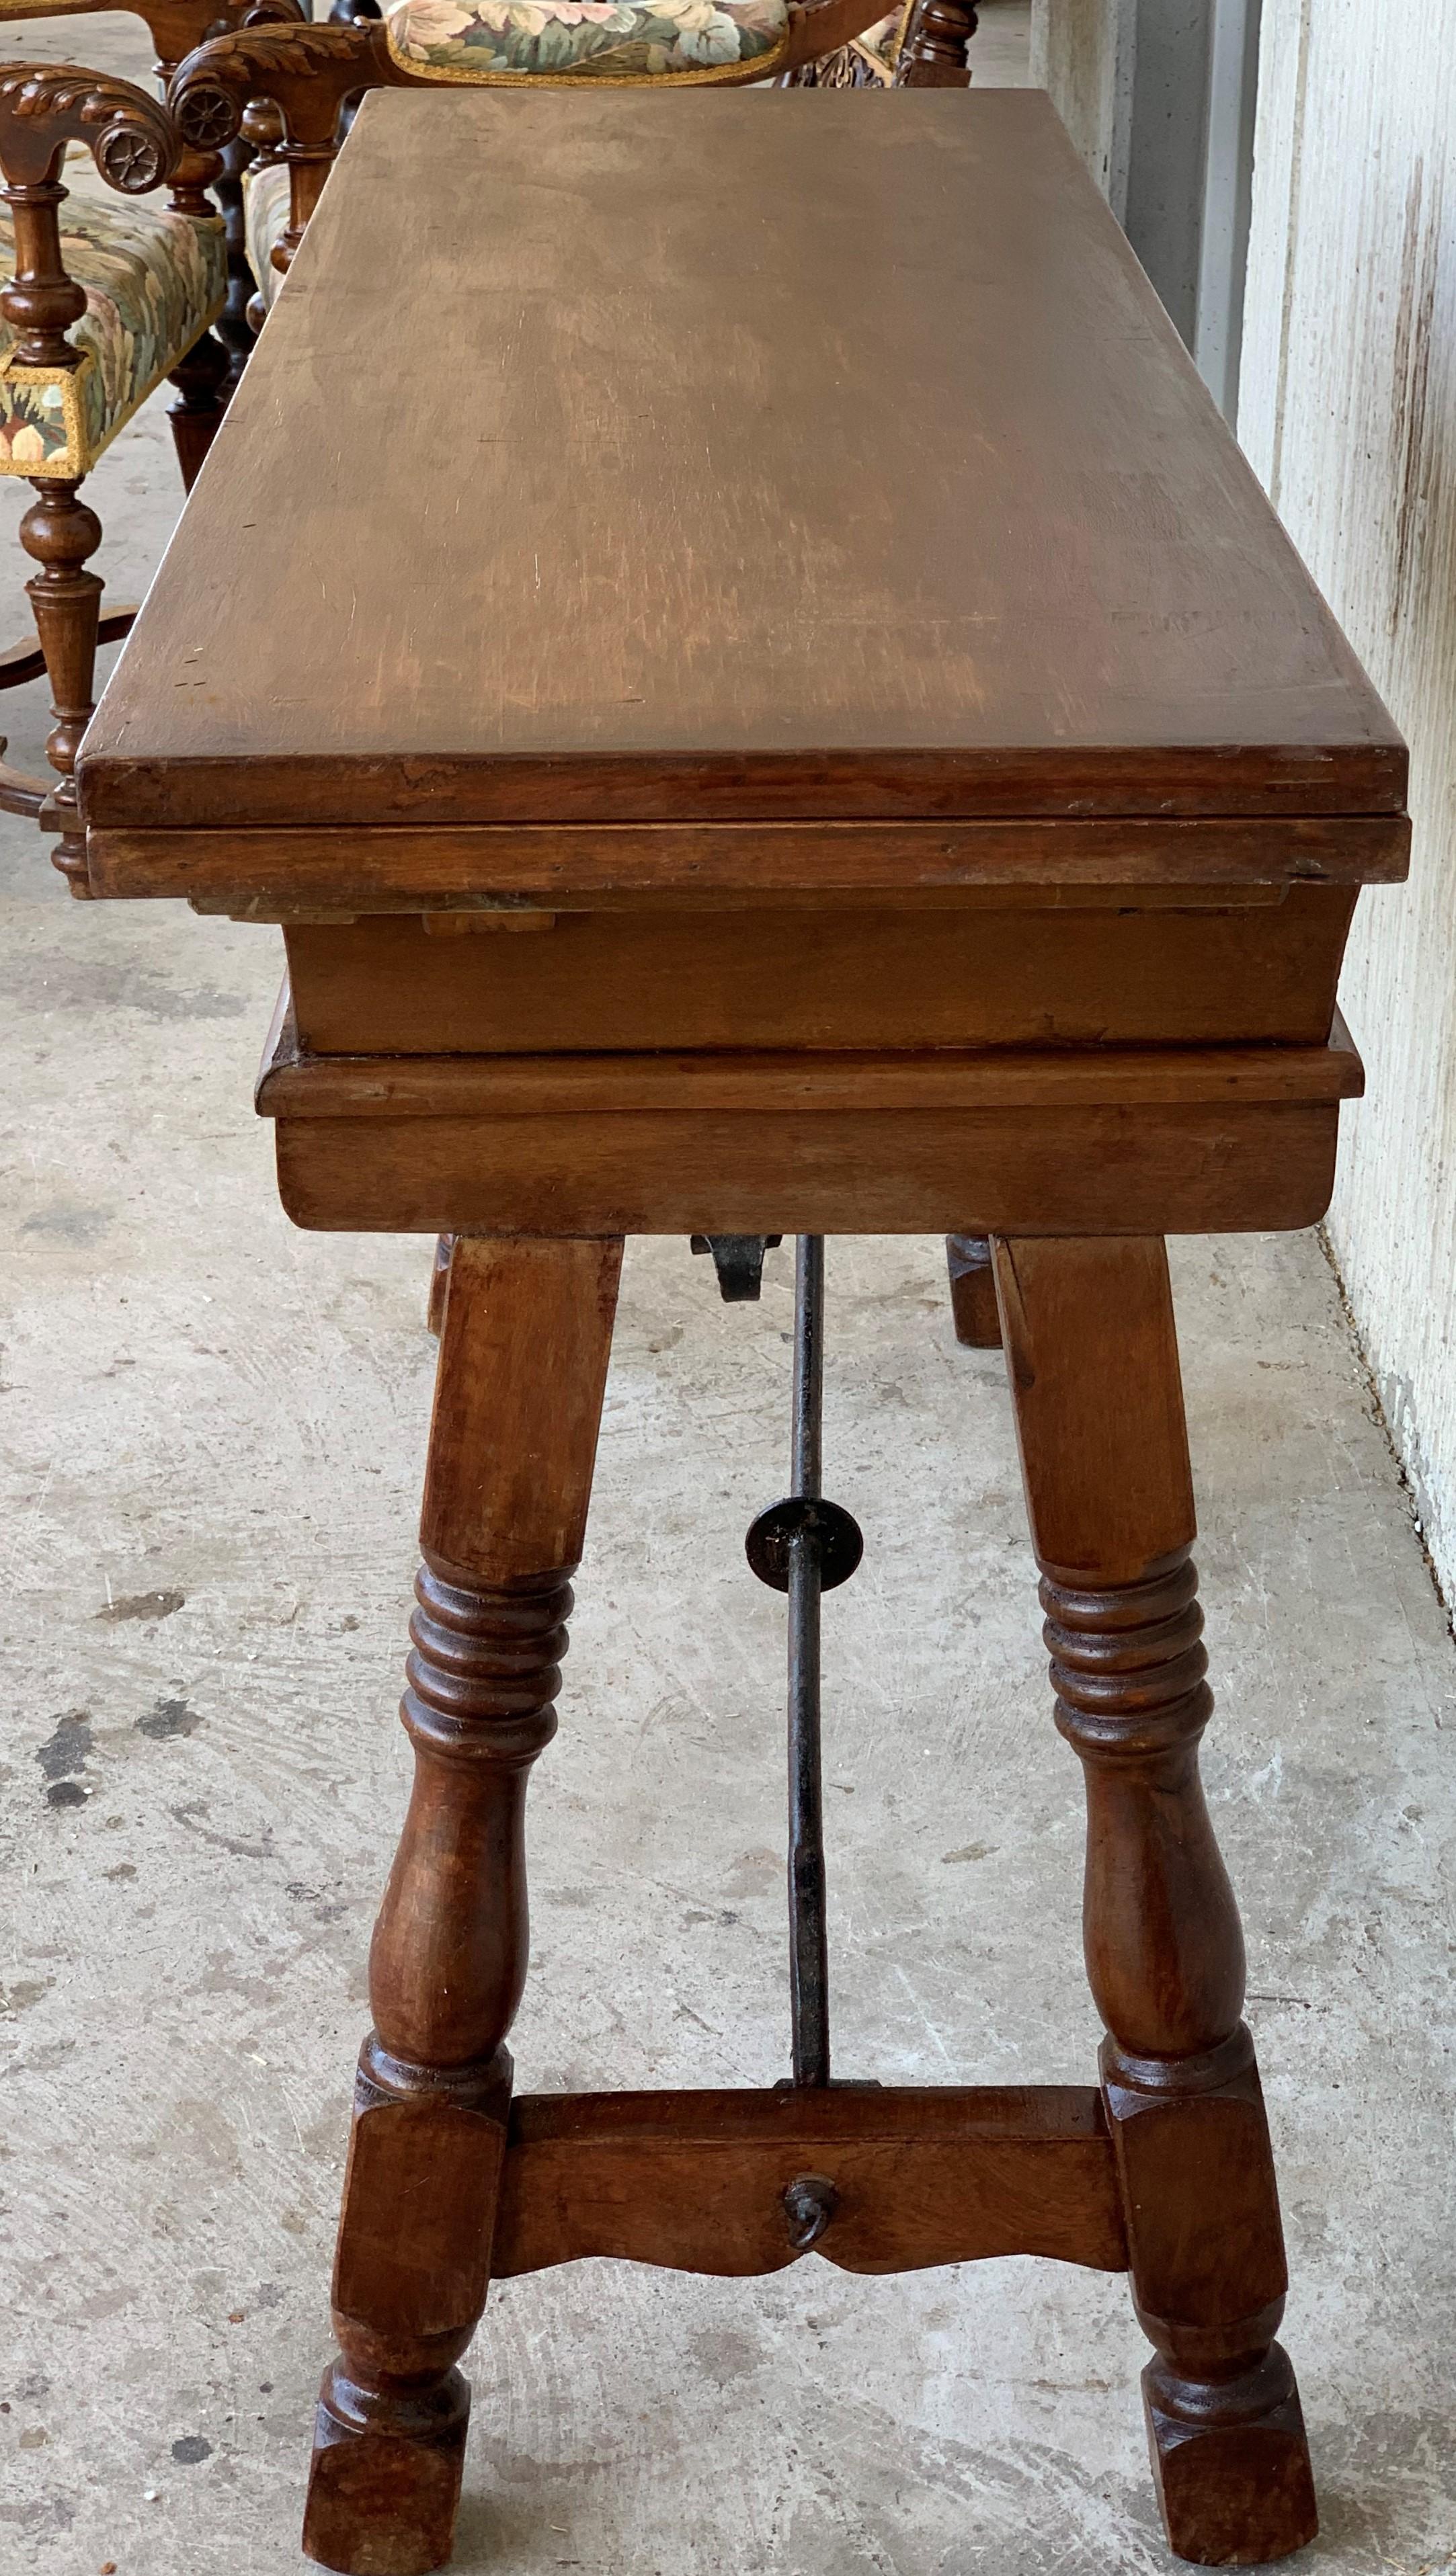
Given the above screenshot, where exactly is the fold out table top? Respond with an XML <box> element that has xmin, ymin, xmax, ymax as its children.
<box><xmin>78</xmin><ymin>87</ymin><xmax>1408</xmax><ymax>1239</ymax></box>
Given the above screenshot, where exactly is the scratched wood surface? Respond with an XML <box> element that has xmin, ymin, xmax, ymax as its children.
<box><xmin>80</xmin><ymin>87</ymin><xmax>1404</xmax><ymax>846</ymax></box>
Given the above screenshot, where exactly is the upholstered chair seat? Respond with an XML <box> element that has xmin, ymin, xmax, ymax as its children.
<box><xmin>385</xmin><ymin>0</ymin><xmax>789</xmax><ymax>81</ymax></box>
<box><xmin>241</xmin><ymin>155</ymin><xmax>290</xmax><ymax>319</ymax></box>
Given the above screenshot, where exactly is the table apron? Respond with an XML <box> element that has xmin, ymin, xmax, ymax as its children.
<box><xmin>269</xmin><ymin>1097</ymin><xmax>1341</xmax><ymax>1237</ymax></box>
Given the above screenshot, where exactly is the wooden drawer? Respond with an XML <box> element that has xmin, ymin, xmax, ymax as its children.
<box><xmin>284</xmin><ymin>887</ymin><xmax>1357</xmax><ymax>1057</ymax></box>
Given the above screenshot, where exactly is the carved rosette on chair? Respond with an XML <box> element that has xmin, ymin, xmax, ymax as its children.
<box><xmin>0</xmin><ymin>62</ymin><xmax>228</xmax><ymax>885</ymax></box>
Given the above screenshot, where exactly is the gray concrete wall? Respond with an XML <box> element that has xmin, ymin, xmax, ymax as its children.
<box><xmin>1121</xmin><ymin>0</ymin><xmax>1213</xmax><ymax>347</ymax></box>
<box><xmin>1030</xmin><ymin>0</ymin><xmax>1137</xmax><ymax>213</ymax></box>
<box><xmin>1032</xmin><ymin>0</ymin><xmax>1260</xmax><ymax>417</ymax></box>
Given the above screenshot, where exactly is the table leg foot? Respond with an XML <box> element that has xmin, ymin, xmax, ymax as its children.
<box><xmin>302</xmin><ymin>2036</ymin><xmax>509</xmax><ymax>2575</ymax></box>
<box><xmin>1144</xmin><ymin>2345</ymin><xmax>1318</xmax><ymax>2566</ymax></box>
<box><xmin>1099</xmin><ymin>2024</ymin><xmax>1318</xmax><ymax>2565</ymax></box>
<box><xmin>304</xmin><ymin>2362</ymin><xmax>469</xmax><ymax>2576</ymax></box>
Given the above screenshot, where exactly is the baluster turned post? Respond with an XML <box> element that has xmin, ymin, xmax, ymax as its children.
<box><xmin>897</xmin><ymin>0</ymin><xmax>977</xmax><ymax>86</ymax></box>
<box><xmin>992</xmin><ymin>1235</ymin><xmax>1318</xmax><ymax>2565</ymax></box>
<box><xmin>1</xmin><ymin>188</ymin><xmax>100</xmax><ymax>890</ymax></box>
<box><xmin>304</xmin><ymin>1234</ymin><xmax>622</xmax><ymax>2576</ymax></box>
<box><xmin>0</xmin><ymin>69</ymin><xmax>181</xmax><ymax>884</ymax></box>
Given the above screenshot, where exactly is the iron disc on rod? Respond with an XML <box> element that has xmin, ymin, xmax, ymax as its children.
<box><xmin>745</xmin><ymin>1495</ymin><xmax>863</xmax><ymax>1593</ymax></box>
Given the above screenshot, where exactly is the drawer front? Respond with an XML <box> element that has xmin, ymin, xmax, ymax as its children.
<box><xmin>284</xmin><ymin>889</ymin><xmax>1357</xmax><ymax>1058</ymax></box>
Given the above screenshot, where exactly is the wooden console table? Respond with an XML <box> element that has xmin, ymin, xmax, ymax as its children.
<box><xmin>79</xmin><ymin>87</ymin><xmax>1408</xmax><ymax>2575</ymax></box>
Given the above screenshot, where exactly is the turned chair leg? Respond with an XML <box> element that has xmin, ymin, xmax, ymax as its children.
<box><xmin>897</xmin><ymin>0</ymin><xmax>978</xmax><ymax>85</ymax></box>
<box><xmin>992</xmin><ymin>1235</ymin><xmax>1318</xmax><ymax>2567</ymax></box>
<box><xmin>167</xmin><ymin>326</ymin><xmax>231</xmax><ymax>493</ymax></box>
<box><xmin>5</xmin><ymin>337</ymin><xmax>228</xmax><ymax>881</ymax></box>
<box><xmin>303</xmin><ymin>1233</ymin><xmax>624</xmax><ymax>2576</ymax></box>
<box><xmin>944</xmin><ymin>1235</ymin><xmax>1002</xmax><ymax>1347</ymax></box>
<box><xmin>18</xmin><ymin>474</ymin><xmax>102</xmax><ymax>894</ymax></box>
<box><xmin>212</xmin><ymin>138</ymin><xmax>259</xmax><ymax>396</ymax></box>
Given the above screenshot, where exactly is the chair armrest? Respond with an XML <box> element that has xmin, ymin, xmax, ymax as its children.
<box><xmin>170</xmin><ymin>19</ymin><xmax>397</xmax><ymax>273</ymax></box>
<box><xmin>171</xmin><ymin>18</ymin><xmax>395</xmax><ymax>158</ymax></box>
<box><xmin>0</xmin><ymin>0</ymin><xmax>309</xmax><ymax>225</ymax></box>
<box><xmin>0</xmin><ymin>60</ymin><xmax>176</xmax><ymax>196</ymax></box>
<box><xmin>0</xmin><ymin>63</ymin><xmax>178</xmax><ymax>386</ymax></box>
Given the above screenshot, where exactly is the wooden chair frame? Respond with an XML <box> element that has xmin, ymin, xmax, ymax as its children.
<box><xmin>0</xmin><ymin>4</ymin><xmax>311</xmax><ymax>883</ymax></box>
<box><xmin>167</xmin><ymin>0</ymin><xmax>979</xmax><ymax>302</ymax></box>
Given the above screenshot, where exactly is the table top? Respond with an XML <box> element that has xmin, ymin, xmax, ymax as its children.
<box><xmin>81</xmin><ymin>87</ymin><xmax>1406</xmax><ymax>897</ymax></box>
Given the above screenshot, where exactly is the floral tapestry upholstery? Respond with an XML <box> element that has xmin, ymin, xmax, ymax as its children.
<box><xmin>0</xmin><ymin>187</ymin><xmax>225</xmax><ymax>480</ymax></box>
<box><xmin>385</xmin><ymin>0</ymin><xmax>789</xmax><ymax>84</ymax></box>
<box><xmin>243</xmin><ymin>158</ymin><xmax>290</xmax><ymax>319</ymax></box>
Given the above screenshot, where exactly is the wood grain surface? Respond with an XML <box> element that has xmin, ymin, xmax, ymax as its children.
<box><xmin>85</xmin><ymin>813</ymin><xmax>1410</xmax><ymax>905</ymax></box>
<box><xmin>79</xmin><ymin>87</ymin><xmax>1406</xmax><ymax>857</ymax></box>
<box><xmin>268</xmin><ymin>1102</ymin><xmax>1346</xmax><ymax>1236</ymax></box>
<box><xmin>255</xmin><ymin>990</ymin><xmax>1367</xmax><ymax>1114</ymax></box>
<box><xmin>280</xmin><ymin>890</ymin><xmax>1359</xmax><ymax>1054</ymax></box>
<box><xmin>491</xmin><ymin>2085</ymin><xmax>1129</xmax><ymax>2279</ymax></box>
<box><xmin>254</xmin><ymin>979</ymin><xmax>1359</xmax><ymax>1238</ymax></box>
<box><xmin>418</xmin><ymin>1234</ymin><xmax>622</xmax><ymax>1586</ymax></box>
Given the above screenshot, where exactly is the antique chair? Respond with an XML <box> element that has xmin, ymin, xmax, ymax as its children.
<box><xmin>169</xmin><ymin>0</ymin><xmax>980</xmax><ymax>318</ymax></box>
<box><xmin>0</xmin><ymin>3</ymin><xmax>310</xmax><ymax>886</ymax></box>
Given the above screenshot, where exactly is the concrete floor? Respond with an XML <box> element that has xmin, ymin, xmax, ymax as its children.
<box><xmin>1</xmin><ymin>11</ymin><xmax>1455</xmax><ymax>2573</ymax></box>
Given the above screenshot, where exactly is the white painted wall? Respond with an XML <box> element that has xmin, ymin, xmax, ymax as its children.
<box><xmin>1240</xmin><ymin>7</ymin><xmax>1456</xmax><ymax>1599</ymax></box>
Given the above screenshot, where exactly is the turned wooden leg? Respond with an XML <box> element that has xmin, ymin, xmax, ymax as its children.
<box><xmin>944</xmin><ymin>1234</ymin><xmax>1001</xmax><ymax>1347</ymax></box>
<box><xmin>212</xmin><ymin>138</ymin><xmax>259</xmax><ymax>396</ymax></box>
<box><xmin>167</xmin><ymin>327</ymin><xmax>231</xmax><ymax>493</ymax></box>
<box><xmin>304</xmin><ymin>1234</ymin><xmax>624</xmax><ymax>2576</ymax></box>
<box><xmin>992</xmin><ymin>1237</ymin><xmax>1318</xmax><ymax>2568</ymax></box>
<box><xmin>19</xmin><ymin>475</ymin><xmax>102</xmax><ymax>895</ymax></box>
<box><xmin>897</xmin><ymin>0</ymin><xmax>978</xmax><ymax>85</ymax></box>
